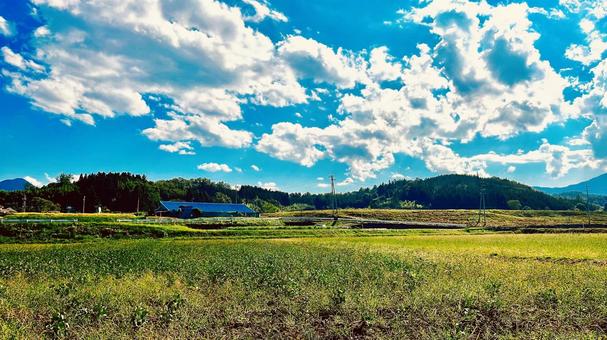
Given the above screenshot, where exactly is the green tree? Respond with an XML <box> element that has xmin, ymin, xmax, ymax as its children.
<box><xmin>213</xmin><ymin>192</ymin><xmax>232</xmax><ymax>203</ymax></box>
<box><xmin>29</xmin><ymin>197</ymin><xmax>60</xmax><ymax>212</ymax></box>
<box><xmin>506</xmin><ymin>200</ymin><xmax>522</xmax><ymax>210</ymax></box>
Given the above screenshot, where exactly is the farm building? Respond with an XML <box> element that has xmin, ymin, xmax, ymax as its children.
<box><xmin>155</xmin><ymin>201</ymin><xmax>259</xmax><ymax>219</ymax></box>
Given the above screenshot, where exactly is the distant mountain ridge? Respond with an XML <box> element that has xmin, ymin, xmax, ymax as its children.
<box><xmin>535</xmin><ymin>173</ymin><xmax>607</xmax><ymax>196</ymax></box>
<box><xmin>0</xmin><ymin>178</ymin><xmax>33</xmax><ymax>192</ymax></box>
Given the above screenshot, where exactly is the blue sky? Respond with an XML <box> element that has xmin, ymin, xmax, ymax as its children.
<box><xmin>0</xmin><ymin>0</ymin><xmax>606</xmax><ymax>192</ymax></box>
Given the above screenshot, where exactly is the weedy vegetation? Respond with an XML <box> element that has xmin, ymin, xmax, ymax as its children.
<box><xmin>0</xmin><ymin>234</ymin><xmax>605</xmax><ymax>338</ymax></box>
<box><xmin>0</xmin><ymin>210</ymin><xmax>606</xmax><ymax>338</ymax></box>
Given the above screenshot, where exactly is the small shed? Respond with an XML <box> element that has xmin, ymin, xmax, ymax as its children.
<box><xmin>155</xmin><ymin>201</ymin><xmax>259</xmax><ymax>219</ymax></box>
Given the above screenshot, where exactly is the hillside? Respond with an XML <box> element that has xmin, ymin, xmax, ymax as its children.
<box><xmin>322</xmin><ymin>174</ymin><xmax>573</xmax><ymax>210</ymax></box>
<box><xmin>0</xmin><ymin>172</ymin><xmax>575</xmax><ymax>212</ymax></box>
<box><xmin>0</xmin><ymin>178</ymin><xmax>33</xmax><ymax>192</ymax></box>
<box><xmin>536</xmin><ymin>173</ymin><xmax>607</xmax><ymax>195</ymax></box>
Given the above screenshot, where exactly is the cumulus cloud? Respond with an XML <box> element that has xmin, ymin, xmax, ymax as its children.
<box><xmin>23</xmin><ymin>176</ymin><xmax>43</xmax><ymax>188</ymax></box>
<box><xmin>565</xmin><ymin>18</ymin><xmax>607</xmax><ymax>65</ymax></box>
<box><xmin>257</xmin><ymin>0</ymin><xmax>579</xmax><ymax>181</ymax></box>
<box><xmin>0</xmin><ymin>16</ymin><xmax>14</xmax><ymax>36</ymax></box>
<box><xmin>250</xmin><ymin>164</ymin><xmax>261</xmax><ymax>172</ymax></box>
<box><xmin>426</xmin><ymin>139</ymin><xmax>600</xmax><ymax>179</ymax></box>
<box><xmin>242</xmin><ymin>0</ymin><xmax>287</xmax><ymax>23</ymax></box>
<box><xmin>5</xmin><ymin>0</ymin><xmax>306</xmax><ymax>146</ymax></box>
<box><xmin>278</xmin><ymin>36</ymin><xmax>364</xmax><ymax>88</ymax></box>
<box><xmin>33</xmin><ymin>26</ymin><xmax>51</xmax><ymax>37</ymax></box>
<box><xmin>158</xmin><ymin>141</ymin><xmax>196</xmax><ymax>155</ymax></box>
<box><xmin>5</xmin><ymin>0</ymin><xmax>603</xmax><ymax>184</ymax></box>
<box><xmin>197</xmin><ymin>163</ymin><xmax>233</xmax><ymax>173</ymax></box>
<box><xmin>391</xmin><ymin>173</ymin><xmax>406</xmax><ymax>180</ymax></box>
<box><xmin>368</xmin><ymin>47</ymin><xmax>402</xmax><ymax>82</ymax></box>
<box><xmin>257</xmin><ymin>181</ymin><xmax>279</xmax><ymax>191</ymax></box>
<box><xmin>1</xmin><ymin>47</ymin><xmax>44</xmax><ymax>72</ymax></box>
<box><xmin>573</xmin><ymin>59</ymin><xmax>607</xmax><ymax>159</ymax></box>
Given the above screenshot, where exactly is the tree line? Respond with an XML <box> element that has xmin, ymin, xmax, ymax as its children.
<box><xmin>0</xmin><ymin>172</ymin><xmax>582</xmax><ymax>213</ymax></box>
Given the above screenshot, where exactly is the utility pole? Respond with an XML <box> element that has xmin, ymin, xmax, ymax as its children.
<box><xmin>22</xmin><ymin>193</ymin><xmax>27</xmax><ymax>213</ymax></box>
<box><xmin>136</xmin><ymin>195</ymin><xmax>140</xmax><ymax>214</ymax></box>
<box><xmin>82</xmin><ymin>195</ymin><xmax>86</xmax><ymax>214</ymax></box>
<box><xmin>329</xmin><ymin>175</ymin><xmax>337</xmax><ymax>219</ymax></box>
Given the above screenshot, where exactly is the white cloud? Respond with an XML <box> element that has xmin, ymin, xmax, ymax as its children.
<box><xmin>250</xmin><ymin>164</ymin><xmax>260</xmax><ymax>172</ymax></box>
<box><xmin>317</xmin><ymin>182</ymin><xmax>329</xmax><ymax>188</ymax></box>
<box><xmin>144</xmin><ymin>113</ymin><xmax>253</xmax><ymax>149</ymax></box>
<box><xmin>316</xmin><ymin>177</ymin><xmax>324</xmax><ymax>181</ymax></box>
<box><xmin>295</xmin><ymin>112</ymin><xmax>303</xmax><ymax>118</ymax></box>
<box><xmin>507</xmin><ymin>166</ymin><xmax>516</xmax><ymax>173</ymax></box>
<box><xmin>1</xmin><ymin>47</ymin><xmax>45</xmax><ymax>72</ymax></box>
<box><xmin>257</xmin><ymin>181</ymin><xmax>279</xmax><ymax>191</ymax></box>
<box><xmin>581</xmin><ymin>117</ymin><xmax>607</xmax><ymax>158</ymax></box>
<box><xmin>197</xmin><ymin>163</ymin><xmax>232</xmax><ymax>173</ymax></box>
<box><xmin>33</xmin><ymin>26</ymin><xmax>51</xmax><ymax>37</ymax></box>
<box><xmin>0</xmin><ymin>16</ymin><xmax>14</xmax><ymax>36</ymax></box>
<box><xmin>336</xmin><ymin>177</ymin><xmax>354</xmax><ymax>186</ymax></box>
<box><xmin>256</xmin><ymin>122</ymin><xmax>326</xmax><ymax>167</ymax></box>
<box><xmin>391</xmin><ymin>173</ymin><xmax>406</xmax><ymax>180</ymax></box>
<box><xmin>6</xmin><ymin>0</ymin><xmax>601</xmax><ymax>184</ymax></box>
<box><xmin>242</xmin><ymin>0</ymin><xmax>287</xmax><ymax>23</ymax></box>
<box><xmin>23</xmin><ymin>176</ymin><xmax>43</xmax><ymax>188</ymax></box>
<box><xmin>7</xmin><ymin>0</ymin><xmax>306</xmax><ymax>148</ymax></box>
<box><xmin>426</xmin><ymin>139</ymin><xmax>600</xmax><ymax>179</ymax></box>
<box><xmin>565</xmin><ymin>19</ymin><xmax>607</xmax><ymax>66</ymax></box>
<box><xmin>257</xmin><ymin>0</ymin><xmax>576</xmax><ymax>181</ymax></box>
<box><xmin>158</xmin><ymin>141</ymin><xmax>195</xmax><ymax>155</ymax></box>
<box><xmin>367</xmin><ymin>46</ymin><xmax>402</xmax><ymax>82</ymax></box>
<box><xmin>278</xmin><ymin>35</ymin><xmax>364</xmax><ymax>88</ymax></box>
<box><xmin>44</xmin><ymin>173</ymin><xmax>57</xmax><ymax>184</ymax></box>
<box><xmin>235</xmin><ymin>167</ymin><xmax>243</xmax><ymax>173</ymax></box>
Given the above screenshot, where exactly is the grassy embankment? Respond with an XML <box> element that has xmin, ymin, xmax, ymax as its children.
<box><xmin>0</xmin><ymin>234</ymin><xmax>606</xmax><ymax>338</ymax></box>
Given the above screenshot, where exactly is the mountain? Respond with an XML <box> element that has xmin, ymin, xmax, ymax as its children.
<box><xmin>0</xmin><ymin>178</ymin><xmax>33</xmax><ymax>192</ymax></box>
<box><xmin>535</xmin><ymin>173</ymin><xmax>607</xmax><ymax>196</ymax></box>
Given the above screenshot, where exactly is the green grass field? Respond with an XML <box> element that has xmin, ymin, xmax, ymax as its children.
<box><xmin>0</xmin><ymin>231</ymin><xmax>606</xmax><ymax>338</ymax></box>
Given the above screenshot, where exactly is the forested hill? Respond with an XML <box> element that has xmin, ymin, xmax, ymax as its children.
<box><xmin>0</xmin><ymin>172</ymin><xmax>574</xmax><ymax>213</ymax></box>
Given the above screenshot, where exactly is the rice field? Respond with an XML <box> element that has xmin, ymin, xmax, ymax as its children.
<box><xmin>0</xmin><ymin>232</ymin><xmax>606</xmax><ymax>338</ymax></box>
<box><xmin>270</xmin><ymin>209</ymin><xmax>607</xmax><ymax>227</ymax></box>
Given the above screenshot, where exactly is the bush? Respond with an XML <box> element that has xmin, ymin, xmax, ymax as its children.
<box><xmin>506</xmin><ymin>200</ymin><xmax>522</xmax><ymax>210</ymax></box>
<box><xmin>400</xmin><ymin>200</ymin><xmax>424</xmax><ymax>209</ymax></box>
<box><xmin>29</xmin><ymin>197</ymin><xmax>61</xmax><ymax>212</ymax></box>
<box><xmin>282</xmin><ymin>203</ymin><xmax>315</xmax><ymax>211</ymax></box>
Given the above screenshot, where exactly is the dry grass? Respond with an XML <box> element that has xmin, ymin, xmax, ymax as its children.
<box><xmin>268</xmin><ymin>209</ymin><xmax>607</xmax><ymax>227</ymax></box>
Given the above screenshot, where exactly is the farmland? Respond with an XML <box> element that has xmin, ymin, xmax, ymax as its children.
<box><xmin>270</xmin><ymin>208</ymin><xmax>607</xmax><ymax>227</ymax></box>
<box><xmin>0</xmin><ymin>211</ymin><xmax>606</xmax><ymax>338</ymax></box>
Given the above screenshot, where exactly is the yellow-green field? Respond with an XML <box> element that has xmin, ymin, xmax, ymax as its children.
<box><xmin>270</xmin><ymin>208</ymin><xmax>607</xmax><ymax>227</ymax></box>
<box><xmin>0</xmin><ymin>232</ymin><xmax>606</xmax><ymax>338</ymax></box>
